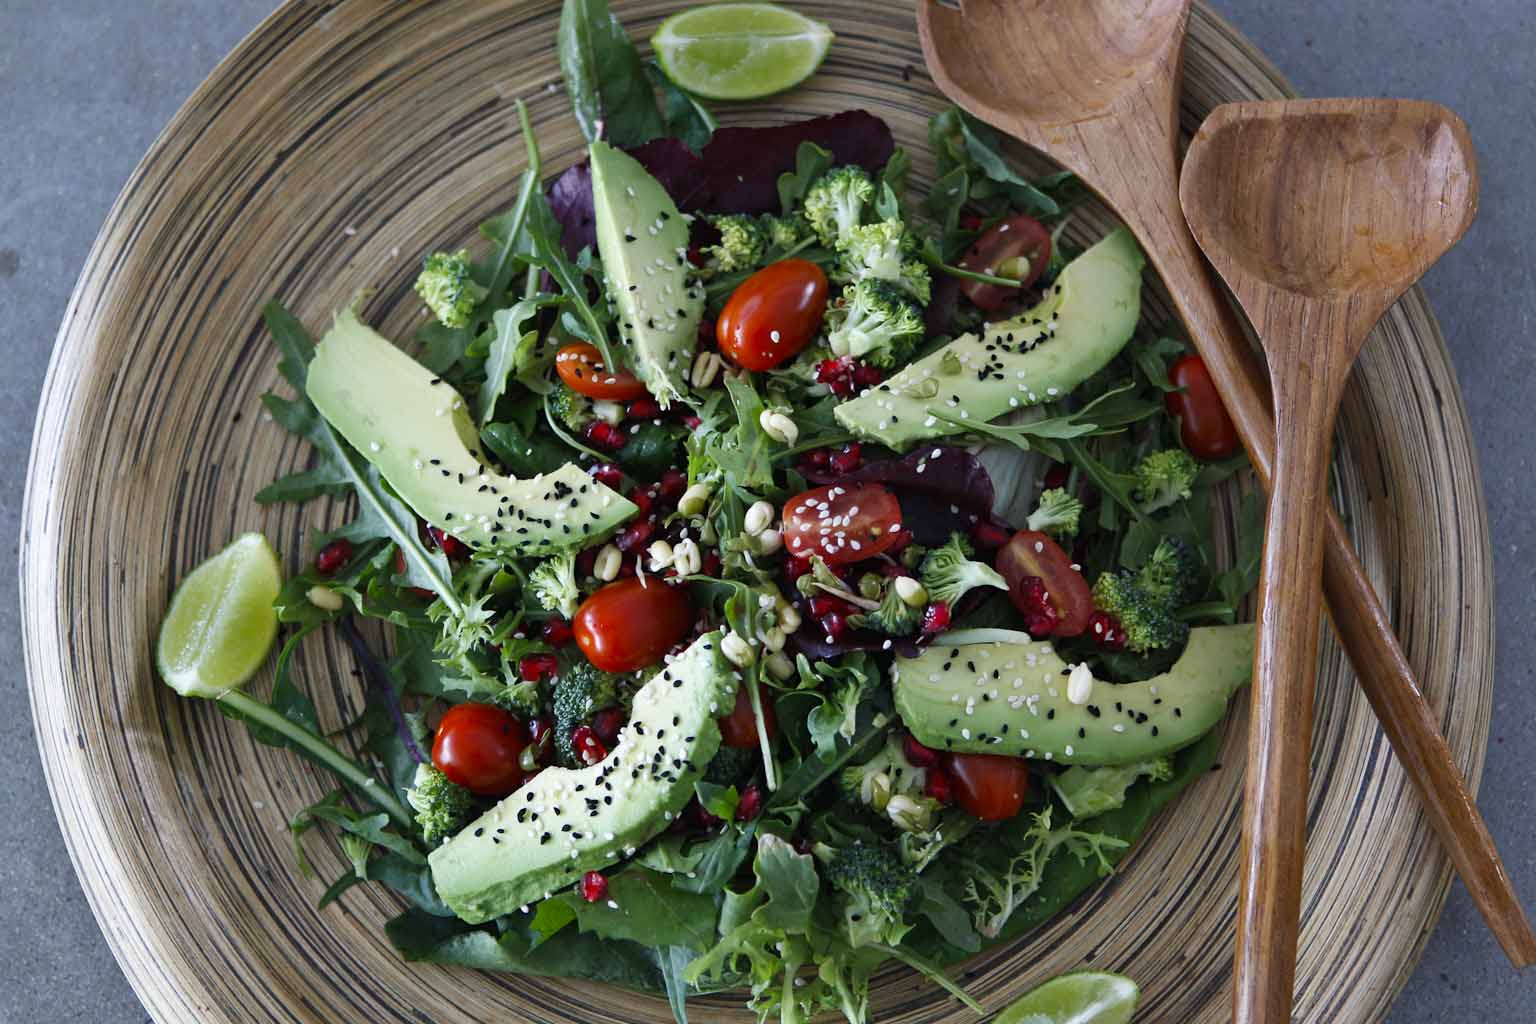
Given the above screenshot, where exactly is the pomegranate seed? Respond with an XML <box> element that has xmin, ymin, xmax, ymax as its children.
<box><xmin>519</xmin><ymin>653</ymin><xmax>560</xmax><ymax>682</ymax></box>
<box><xmin>699</xmin><ymin>551</ymin><xmax>722</xmax><ymax>577</ymax></box>
<box><xmin>1088</xmin><ymin>610</ymin><xmax>1126</xmax><ymax>651</ymax></box>
<box><xmin>1042</xmin><ymin>462</ymin><xmax>1070</xmax><ymax>489</ymax></box>
<box><xmin>588</xmin><ymin>462</ymin><xmax>624</xmax><ymax>490</ymax></box>
<box><xmin>314</xmin><ymin>538</ymin><xmax>353</xmax><ymax>575</ymax></box>
<box><xmin>902</xmin><ymin>733</ymin><xmax>941</xmax><ymax>768</ymax></box>
<box><xmin>571</xmin><ymin>725</ymin><xmax>609</xmax><ymax>765</ymax></box>
<box><xmin>851</xmin><ymin>363</ymin><xmax>884</xmax><ymax>389</ymax></box>
<box><xmin>581</xmin><ymin>871</ymin><xmax>609</xmax><ymax>902</ymax></box>
<box><xmin>735</xmin><ymin>783</ymin><xmax>763</xmax><ymax>821</ymax></box>
<box><xmin>828</xmin><ymin>442</ymin><xmax>863</xmax><ymax>474</ymax></box>
<box><xmin>615</xmin><ymin>519</ymin><xmax>654</xmax><ymax>553</ymax></box>
<box><xmin>814</xmin><ymin>357</ymin><xmax>845</xmax><ymax>383</ymax></box>
<box><xmin>682</xmin><ymin>415</ymin><xmax>702</xmax><ymax>430</ymax></box>
<box><xmin>627</xmin><ymin>397</ymin><xmax>662</xmax><ymax>420</ymax></box>
<box><xmin>882</xmin><ymin>529</ymin><xmax>912</xmax><ymax>555</ymax></box>
<box><xmin>576</xmin><ymin>547</ymin><xmax>598</xmax><ymax>577</ymax></box>
<box><xmin>697</xmin><ymin>318</ymin><xmax>716</xmax><ymax>346</ymax></box>
<box><xmin>809</xmin><ymin>594</ymin><xmax>850</xmax><ymax>618</ymax></box>
<box><xmin>541</xmin><ymin>617</ymin><xmax>574</xmax><ymax>646</ymax></box>
<box><xmin>821</xmin><ymin>611</ymin><xmax>848</xmax><ymax>643</ymax></box>
<box><xmin>806</xmin><ymin>448</ymin><xmax>832</xmax><ymax>468</ymax></box>
<box><xmin>784</xmin><ymin>555</ymin><xmax>812</xmax><ymax>582</ymax></box>
<box><xmin>592</xmin><ymin>706</ymin><xmax>626</xmax><ymax>745</ymax></box>
<box><xmin>657</xmin><ymin>468</ymin><xmax>687</xmax><ymax>501</ymax></box>
<box><xmin>925</xmin><ymin>765</ymin><xmax>954</xmax><ymax>804</ymax></box>
<box><xmin>920</xmin><ymin>601</ymin><xmax>952</xmax><ymax>635</ymax></box>
<box><xmin>618</xmin><ymin>553</ymin><xmax>639</xmax><ymax>577</ymax></box>
<box><xmin>629</xmin><ymin>489</ymin><xmax>654</xmax><ymax>519</ymax></box>
<box><xmin>687</xmin><ymin>246</ymin><xmax>706</xmax><ymax>267</ymax></box>
<box><xmin>1017</xmin><ymin>577</ymin><xmax>1061</xmax><ymax>637</ymax></box>
<box><xmin>427</xmin><ymin>527</ymin><xmax>469</xmax><ymax>560</ymax></box>
<box><xmin>584</xmin><ymin>421</ymin><xmax>627</xmax><ymax>452</ymax></box>
<box><xmin>959</xmin><ymin>212</ymin><xmax>984</xmax><ymax>231</ymax></box>
<box><xmin>970</xmin><ymin>521</ymin><xmax>1011</xmax><ymax>550</ymax></box>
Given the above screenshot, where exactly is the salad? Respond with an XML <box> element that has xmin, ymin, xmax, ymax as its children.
<box><xmin>158</xmin><ymin>2</ymin><xmax>1264</xmax><ymax>1021</ymax></box>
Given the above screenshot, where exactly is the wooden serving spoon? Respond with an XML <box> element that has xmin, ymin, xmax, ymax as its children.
<box><xmin>1180</xmin><ymin>98</ymin><xmax>1479</xmax><ymax>1024</ymax></box>
<box><xmin>917</xmin><ymin>0</ymin><xmax>1536</xmax><ymax>971</ymax></box>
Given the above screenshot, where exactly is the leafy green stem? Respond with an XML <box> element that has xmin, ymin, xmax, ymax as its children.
<box><xmin>930</xmin><ymin>261</ymin><xmax>1023</xmax><ymax>289</ymax></box>
<box><xmin>218</xmin><ymin>689</ymin><xmax>415</xmax><ymax>831</ymax></box>
<box><xmin>483</xmin><ymin>100</ymin><xmax>543</xmax><ymax>304</ymax></box>
<box><xmin>744</xmin><ymin>669</ymin><xmax>780</xmax><ymax>792</ymax></box>
<box><xmin>872</xmin><ymin>944</ymin><xmax>985</xmax><ymax>1015</ymax></box>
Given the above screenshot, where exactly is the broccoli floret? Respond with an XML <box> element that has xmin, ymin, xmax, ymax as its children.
<box><xmin>1139</xmin><ymin>536</ymin><xmax>1200</xmax><ymax>604</ymax></box>
<box><xmin>414</xmin><ymin>249</ymin><xmax>486</xmax><ymax>328</ymax></box>
<box><xmin>701</xmin><ymin>214</ymin><xmax>769</xmax><ymax>276</ymax></box>
<box><xmin>838</xmin><ymin>220</ymin><xmax>932</xmax><ymax>303</ymax></box>
<box><xmin>847</xmin><ymin>574</ymin><xmax>924</xmax><ymax>636</ymax></box>
<box><xmin>760</xmin><ymin>213</ymin><xmax>810</xmax><ymax>254</ymax></box>
<box><xmin>1051</xmin><ymin>757</ymin><xmax>1174</xmax><ymax>818</ymax></box>
<box><xmin>821</xmin><ymin>841</ymin><xmax>917</xmax><ymax>948</ymax></box>
<box><xmin>1091</xmin><ymin>569</ymin><xmax>1189</xmax><ymax>654</ymax></box>
<box><xmin>1132</xmin><ymin>449</ymin><xmax>1200</xmax><ymax>513</ymax></box>
<box><xmin>491</xmin><ymin>678</ymin><xmax>543</xmax><ymax>719</ymax></box>
<box><xmin>1026</xmin><ymin>488</ymin><xmax>1083</xmax><ymax>541</ymax></box>
<box><xmin>919</xmin><ymin>532</ymin><xmax>1008</xmax><ymax>608</ymax></box>
<box><xmin>406</xmin><ymin>762</ymin><xmax>475</xmax><ymax>846</ymax></box>
<box><xmin>840</xmin><ymin>735</ymin><xmax>928</xmax><ymax>810</ymax></box>
<box><xmin>551</xmin><ymin>660</ymin><xmax>620</xmax><ymax>766</ymax></box>
<box><xmin>825</xmin><ymin>278</ymin><xmax>926</xmax><ymax>368</ymax></box>
<box><xmin>802</xmin><ymin>165</ymin><xmax>875</xmax><ymax>248</ymax></box>
<box><xmin>703</xmin><ymin>745</ymin><xmax>756</xmax><ymax>786</ymax></box>
<box><xmin>549</xmin><ymin>383</ymin><xmax>594</xmax><ymax>433</ymax></box>
<box><xmin>528</xmin><ymin>552</ymin><xmax>580</xmax><ymax>619</ymax></box>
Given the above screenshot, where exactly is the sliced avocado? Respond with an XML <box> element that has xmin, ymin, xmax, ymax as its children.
<box><xmin>892</xmin><ymin>624</ymin><xmax>1252</xmax><ymax>765</ymax></box>
<box><xmin>589</xmin><ymin>140</ymin><xmax>704</xmax><ymax>408</ymax></box>
<box><xmin>308</xmin><ymin>310</ymin><xmax>635</xmax><ymax>555</ymax></box>
<box><xmin>429</xmin><ymin>630</ymin><xmax>739</xmax><ymax>923</ymax></box>
<box><xmin>835</xmin><ymin>228</ymin><xmax>1145</xmax><ymax>450</ymax></box>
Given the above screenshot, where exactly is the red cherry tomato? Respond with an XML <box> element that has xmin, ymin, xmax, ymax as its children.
<box><xmin>781</xmin><ymin>482</ymin><xmax>904</xmax><ymax>566</ymax></box>
<box><xmin>995</xmin><ymin>530</ymin><xmax>1094</xmax><ymax>637</ymax></box>
<box><xmin>947</xmin><ymin>752</ymin><xmax>1030</xmax><ymax>821</ymax></box>
<box><xmin>717</xmin><ymin>259</ymin><xmax>829</xmax><ymax>371</ymax></box>
<box><xmin>573</xmin><ymin>578</ymin><xmax>694</xmax><ymax>672</ymax></box>
<box><xmin>431</xmin><ymin>703</ymin><xmax>529</xmax><ymax>797</ymax></box>
<box><xmin>718</xmin><ymin>682</ymin><xmax>778</xmax><ymax>749</ymax></box>
<box><xmin>1166</xmin><ymin>354</ymin><xmax>1239</xmax><ymax>460</ymax></box>
<box><xmin>555</xmin><ymin>342</ymin><xmax>649</xmax><ymax>401</ymax></box>
<box><xmin>957</xmin><ymin>214</ymin><xmax>1052</xmax><ymax>311</ymax></box>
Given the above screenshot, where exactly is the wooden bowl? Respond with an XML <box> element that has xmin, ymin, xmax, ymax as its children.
<box><xmin>21</xmin><ymin>2</ymin><xmax>1493</xmax><ymax>1021</ymax></box>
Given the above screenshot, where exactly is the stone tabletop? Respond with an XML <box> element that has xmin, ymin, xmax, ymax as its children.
<box><xmin>3</xmin><ymin>1</ymin><xmax>1532</xmax><ymax>1021</ymax></box>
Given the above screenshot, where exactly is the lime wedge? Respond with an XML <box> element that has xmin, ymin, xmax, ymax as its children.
<box><xmin>995</xmin><ymin>972</ymin><xmax>1141</xmax><ymax>1024</ymax></box>
<box><xmin>652</xmin><ymin>3</ymin><xmax>834</xmax><ymax>101</ymax></box>
<box><xmin>156</xmin><ymin>533</ymin><xmax>282</xmax><ymax>698</ymax></box>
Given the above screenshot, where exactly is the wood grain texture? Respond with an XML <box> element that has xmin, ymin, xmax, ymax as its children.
<box><xmin>19</xmin><ymin>3</ymin><xmax>1496</xmax><ymax>1023</ymax></box>
<box><xmin>920</xmin><ymin>0</ymin><xmax>1532</xmax><ymax>977</ymax></box>
<box><xmin>1182</xmin><ymin>100</ymin><xmax>1482</xmax><ymax>1024</ymax></box>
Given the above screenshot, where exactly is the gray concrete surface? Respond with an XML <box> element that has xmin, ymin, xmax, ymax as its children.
<box><xmin>2</xmin><ymin>1</ymin><xmax>1532</xmax><ymax>1021</ymax></box>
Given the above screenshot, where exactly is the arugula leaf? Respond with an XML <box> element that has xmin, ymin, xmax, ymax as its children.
<box><xmin>659</xmin><ymin>945</ymin><xmax>694</xmax><ymax>1024</ymax></box>
<box><xmin>559</xmin><ymin>0</ymin><xmax>665</xmax><ymax>147</ymax></box>
<box><xmin>550</xmin><ymin>867</ymin><xmax>719</xmax><ymax>950</ymax></box>
<box><xmin>777</xmin><ymin>140</ymin><xmax>834</xmax><ymax>215</ymax></box>
<box><xmin>671</xmin><ymin>821</ymin><xmax>757</xmax><ymax>895</ymax></box>
<box><xmin>694</xmin><ymin>781</ymin><xmax>741</xmax><ymax>822</ymax></box>
<box><xmin>648</xmin><ymin>62</ymin><xmax>716</xmax><ymax>151</ymax></box>
<box><xmin>523</xmin><ymin>193</ymin><xmax>618</xmax><ymax>370</ymax></box>
<box><xmin>479</xmin><ymin>296</ymin><xmax>557</xmax><ymax>424</ymax></box>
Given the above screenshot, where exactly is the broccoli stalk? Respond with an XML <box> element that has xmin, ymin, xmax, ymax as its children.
<box><xmin>414</xmin><ymin>249</ymin><xmax>487</xmax><ymax>328</ymax></box>
<box><xmin>701</xmin><ymin>214</ymin><xmax>769</xmax><ymax>276</ymax></box>
<box><xmin>1132</xmin><ymin>449</ymin><xmax>1199</xmax><ymax>513</ymax></box>
<box><xmin>528</xmin><ymin>551</ymin><xmax>580</xmax><ymax>619</ymax></box>
<box><xmin>818</xmin><ymin>840</ymin><xmax>918</xmax><ymax>948</ymax></box>
<box><xmin>1090</xmin><ymin>536</ymin><xmax>1200</xmax><ymax>653</ymax></box>
<box><xmin>1026</xmin><ymin>487</ymin><xmax>1083</xmax><ymax>541</ymax></box>
<box><xmin>548</xmin><ymin>383</ymin><xmax>595</xmax><ymax>433</ymax></box>
<box><xmin>838</xmin><ymin>220</ymin><xmax>932</xmax><ymax>302</ymax></box>
<box><xmin>919</xmin><ymin>532</ymin><xmax>1008</xmax><ymax>608</ymax></box>
<box><xmin>551</xmin><ymin>660</ymin><xmax>620</xmax><ymax>766</ymax></box>
<box><xmin>802</xmin><ymin>165</ymin><xmax>876</xmax><ymax>248</ymax></box>
<box><xmin>406</xmin><ymin>762</ymin><xmax>475</xmax><ymax>845</ymax></box>
<box><xmin>825</xmin><ymin>278</ymin><xmax>926</xmax><ymax>368</ymax></box>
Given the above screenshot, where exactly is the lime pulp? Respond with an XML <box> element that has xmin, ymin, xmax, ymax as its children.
<box><xmin>156</xmin><ymin>532</ymin><xmax>282</xmax><ymax>698</ymax></box>
<box><xmin>994</xmin><ymin>971</ymin><xmax>1141</xmax><ymax>1024</ymax></box>
<box><xmin>651</xmin><ymin>2</ymin><xmax>834</xmax><ymax>101</ymax></box>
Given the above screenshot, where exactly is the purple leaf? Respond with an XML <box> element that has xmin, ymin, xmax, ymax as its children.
<box><xmin>546</xmin><ymin>111</ymin><xmax>896</xmax><ymax>255</ymax></box>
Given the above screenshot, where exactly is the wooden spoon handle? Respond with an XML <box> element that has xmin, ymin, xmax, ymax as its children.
<box><xmin>1235</xmin><ymin>388</ymin><xmax>1337</xmax><ymax>1024</ymax></box>
<box><xmin>1120</xmin><ymin>191</ymin><xmax>1536</xmax><ymax>967</ymax></box>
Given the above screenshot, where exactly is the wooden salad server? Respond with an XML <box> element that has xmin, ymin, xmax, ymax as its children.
<box><xmin>1180</xmin><ymin>98</ymin><xmax>1479</xmax><ymax>1023</ymax></box>
<box><xmin>916</xmin><ymin>0</ymin><xmax>1536</xmax><ymax>971</ymax></box>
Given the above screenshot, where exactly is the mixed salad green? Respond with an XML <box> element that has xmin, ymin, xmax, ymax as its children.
<box><xmin>167</xmin><ymin>1</ymin><xmax>1265</xmax><ymax>1020</ymax></box>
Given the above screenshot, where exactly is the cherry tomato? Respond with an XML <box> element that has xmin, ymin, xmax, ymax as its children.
<box><xmin>555</xmin><ymin>342</ymin><xmax>648</xmax><ymax>401</ymax></box>
<box><xmin>573</xmin><ymin>578</ymin><xmax>694</xmax><ymax>672</ymax></box>
<box><xmin>947</xmin><ymin>752</ymin><xmax>1030</xmax><ymax>821</ymax></box>
<box><xmin>957</xmin><ymin>214</ymin><xmax>1052</xmax><ymax>311</ymax></box>
<box><xmin>718</xmin><ymin>682</ymin><xmax>778</xmax><ymax>749</ymax></box>
<box><xmin>717</xmin><ymin>259</ymin><xmax>829</xmax><ymax>371</ymax></box>
<box><xmin>781</xmin><ymin>482</ymin><xmax>904</xmax><ymax>566</ymax></box>
<box><xmin>995</xmin><ymin>530</ymin><xmax>1094</xmax><ymax>637</ymax></box>
<box><xmin>431</xmin><ymin>703</ymin><xmax>529</xmax><ymax>797</ymax></box>
<box><xmin>1166</xmin><ymin>354</ymin><xmax>1239</xmax><ymax>460</ymax></box>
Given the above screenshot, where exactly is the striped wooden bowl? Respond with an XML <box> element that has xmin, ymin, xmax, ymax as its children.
<box><xmin>21</xmin><ymin>1</ymin><xmax>1493</xmax><ymax>1021</ymax></box>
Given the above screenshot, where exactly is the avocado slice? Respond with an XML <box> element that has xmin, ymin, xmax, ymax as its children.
<box><xmin>835</xmin><ymin>228</ymin><xmax>1145</xmax><ymax>450</ymax></box>
<box><xmin>429</xmin><ymin>630</ymin><xmax>739</xmax><ymax>923</ymax></box>
<box><xmin>589</xmin><ymin>140</ymin><xmax>704</xmax><ymax>408</ymax></box>
<box><xmin>308</xmin><ymin>310</ymin><xmax>635</xmax><ymax>555</ymax></box>
<box><xmin>892</xmin><ymin>625</ymin><xmax>1253</xmax><ymax>765</ymax></box>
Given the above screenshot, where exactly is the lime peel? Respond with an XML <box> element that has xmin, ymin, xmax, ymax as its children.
<box><xmin>652</xmin><ymin>2</ymin><xmax>834</xmax><ymax>101</ymax></box>
<box><xmin>994</xmin><ymin>971</ymin><xmax>1141</xmax><ymax>1024</ymax></box>
<box><xmin>156</xmin><ymin>532</ymin><xmax>282</xmax><ymax>699</ymax></box>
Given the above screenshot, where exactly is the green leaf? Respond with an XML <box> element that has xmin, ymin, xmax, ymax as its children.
<box><xmin>480</xmin><ymin>420</ymin><xmax>574</xmax><ymax>477</ymax></box>
<box><xmin>777</xmin><ymin>140</ymin><xmax>834</xmax><ymax>215</ymax></box>
<box><xmin>559</xmin><ymin>0</ymin><xmax>665</xmax><ymax>147</ymax></box>
<box><xmin>953</xmin><ymin>110</ymin><xmax>1060</xmax><ymax>217</ymax></box>
<box><xmin>553</xmin><ymin>867</ymin><xmax>720</xmax><ymax>950</ymax></box>
<box><xmin>529</xmin><ymin>897</ymin><xmax>578</xmax><ymax>948</ymax></box>
<box><xmin>480</xmin><ymin>297</ymin><xmax>555</xmax><ymax>425</ymax></box>
<box><xmin>914</xmin><ymin>875</ymin><xmax>980</xmax><ymax>952</ymax></box>
<box><xmin>658</xmin><ymin>945</ymin><xmax>694</xmax><ymax>1024</ymax></box>
<box><xmin>672</xmin><ymin>821</ymin><xmax>757</xmax><ymax>895</ymax></box>
<box><xmin>524</xmin><ymin>192</ymin><xmax>618</xmax><ymax>371</ymax></box>
<box><xmin>694</xmin><ymin>781</ymin><xmax>740</xmax><ymax>821</ymax></box>
<box><xmin>750</xmin><ymin>834</ymin><xmax>819</xmax><ymax>933</ymax></box>
<box><xmin>649</xmin><ymin>62</ymin><xmax>715</xmax><ymax>151</ymax></box>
